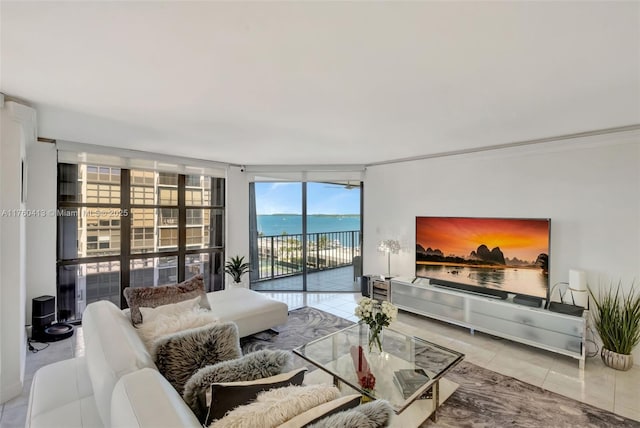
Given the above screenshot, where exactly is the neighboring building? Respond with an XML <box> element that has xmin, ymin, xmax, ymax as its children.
<box><xmin>59</xmin><ymin>165</ymin><xmax>219</xmax><ymax>319</ymax></box>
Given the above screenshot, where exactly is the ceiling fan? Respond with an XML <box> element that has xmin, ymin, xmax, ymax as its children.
<box><xmin>323</xmin><ymin>181</ymin><xmax>360</xmax><ymax>190</ymax></box>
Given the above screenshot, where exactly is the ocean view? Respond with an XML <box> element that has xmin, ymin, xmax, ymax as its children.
<box><xmin>257</xmin><ymin>214</ymin><xmax>360</xmax><ymax>236</ymax></box>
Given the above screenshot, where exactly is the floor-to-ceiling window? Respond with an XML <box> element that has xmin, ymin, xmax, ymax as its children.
<box><xmin>57</xmin><ymin>164</ymin><xmax>225</xmax><ymax>321</ymax></box>
<box><xmin>305</xmin><ymin>182</ymin><xmax>361</xmax><ymax>292</ymax></box>
<box><xmin>250</xmin><ymin>181</ymin><xmax>361</xmax><ymax>292</ymax></box>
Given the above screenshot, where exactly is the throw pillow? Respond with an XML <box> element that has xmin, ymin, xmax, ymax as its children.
<box><xmin>307</xmin><ymin>400</ymin><xmax>394</xmax><ymax>428</ymax></box>
<box><xmin>278</xmin><ymin>394</ymin><xmax>362</xmax><ymax>428</ymax></box>
<box><xmin>123</xmin><ymin>274</ymin><xmax>211</xmax><ymax>325</ymax></box>
<box><xmin>139</xmin><ymin>295</ymin><xmax>202</xmax><ymax>323</ymax></box>
<box><xmin>209</xmin><ymin>384</ymin><xmax>339</xmax><ymax>428</ymax></box>
<box><xmin>153</xmin><ymin>322</ymin><xmax>241</xmax><ymax>394</ymax></box>
<box><xmin>136</xmin><ymin>299</ymin><xmax>219</xmax><ymax>351</ymax></box>
<box><xmin>183</xmin><ymin>349</ymin><xmax>295</xmax><ymax>422</ymax></box>
<box><xmin>202</xmin><ymin>368</ymin><xmax>307</xmax><ymax>425</ymax></box>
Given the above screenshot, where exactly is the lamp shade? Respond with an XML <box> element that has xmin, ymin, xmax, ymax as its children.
<box><xmin>377</xmin><ymin>239</ymin><xmax>401</xmax><ymax>254</ymax></box>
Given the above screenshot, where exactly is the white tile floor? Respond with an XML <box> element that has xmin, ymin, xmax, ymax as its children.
<box><xmin>251</xmin><ymin>266</ymin><xmax>361</xmax><ymax>292</ymax></box>
<box><xmin>2</xmin><ymin>291</ymin><xmax>639</xmax><ymax>427</ymax></box>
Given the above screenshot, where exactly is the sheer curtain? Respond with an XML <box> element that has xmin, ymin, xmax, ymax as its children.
<box><xmin>248</xmin><ymin>182</ymin><xmax>259</xmax><ymax>283</ymax></box>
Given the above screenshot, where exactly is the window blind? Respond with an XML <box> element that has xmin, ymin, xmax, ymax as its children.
<box><xmin>56</xmin><ymin>140</ymin><xmax>228</xmax><ymax>177</ymax></box>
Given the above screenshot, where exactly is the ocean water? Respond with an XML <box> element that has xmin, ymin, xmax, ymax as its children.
<box><xmin>257</xmin><ymin>214</ymin><xmax>360</xmax><ymax>236</ymax></box>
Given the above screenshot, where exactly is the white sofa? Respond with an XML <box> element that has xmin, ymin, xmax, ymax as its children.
<box><xmin>26</xmin><ymin>288</ymin><xmax>288</xmax><ymax>428</ymax></box>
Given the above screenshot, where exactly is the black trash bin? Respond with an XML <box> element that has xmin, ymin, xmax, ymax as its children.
<box><xmin>360</xmin><ymin>275</ymin><xmax>371</xmax><ymax>297</ymax></box>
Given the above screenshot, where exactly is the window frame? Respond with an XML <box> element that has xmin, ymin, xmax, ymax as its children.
<box><xmin>56</xmin><ymin>164</ymin><xmax>225</xmax><ymax>320</ymax></box>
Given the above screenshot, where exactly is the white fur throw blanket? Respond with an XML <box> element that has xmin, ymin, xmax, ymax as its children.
<box><xmin>210</xmin><ymin>384</ymin><xmax>339</xmax><ymax>428</ymax></box>
<box><xmin>136</xmin><ymin>307</ymin><xmax>219</xmax><ymax>352</ymax></box>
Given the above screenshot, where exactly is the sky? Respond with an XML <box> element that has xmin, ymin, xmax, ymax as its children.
<box><xmin>416</xmin><ymin>217</ymin><xmax>549</xmax><ymax>262</ymax></box>
<box><xmin>255</xmin><ymin>182</ymin><xmax>361</xmax><ymax>215</ymax></box>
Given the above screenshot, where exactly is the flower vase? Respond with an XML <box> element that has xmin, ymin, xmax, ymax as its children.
<box><xmin>368</xmin><ymin>325</ymin><xmax>384</xmax><ymax>354</ymax></box>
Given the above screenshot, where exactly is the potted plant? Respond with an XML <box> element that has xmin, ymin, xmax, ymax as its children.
<box><xmin>588</xmin><ymin>281</ymin><xmax>640</xmax><ymax>371</ymax></box>
<box><xmin>224</xmin><ymin>255</ymin><xmax>250</xmax><ymax>286</ymax></box>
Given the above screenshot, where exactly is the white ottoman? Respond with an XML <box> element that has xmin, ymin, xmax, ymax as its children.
<box><xmin>207</xmin><ymin>288</ymin><xmax>288</xmax><ymax>337</ymax></box>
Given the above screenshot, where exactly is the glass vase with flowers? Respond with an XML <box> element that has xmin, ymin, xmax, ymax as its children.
<box><xmin>355</xmin><ymin>297</ymin><xmax>398</xmax><ymax>353</ymax></box>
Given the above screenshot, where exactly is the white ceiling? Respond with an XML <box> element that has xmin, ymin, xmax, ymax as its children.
<box><xmin>2</xmin><ymin>1</ymin><xmax>639</xmax><ymax>166</ymax></box>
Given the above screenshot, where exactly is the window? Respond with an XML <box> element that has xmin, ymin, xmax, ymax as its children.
<box><xmin>159</xmin><ymin>208</ymin><xmax>178</xmax><ymax>226</ymax></box>
<box><xmin>186</xmin><ymin>209</ymin><xmax>203</xmax><ymax>225</ymax></box>
<box><xmin>57</xmin><ymin>164</ymin><xmax>225</xmax><ymax>321</ymax></box>
<box><xmin>159</xmin><ymin>228</ymin><xmax>178</xmax><ymax>248</ymax></box>
<box><xmin>159</xmin><ymin>188</ymin><xmax>178</xmax><ymax>205</ymax></box>
<box><xmin>185</xmin><ymin>175</ymin><xmax>201</xmax><ymax>187</ymax></box>
<box><xmin>131</xmin><ymin>186</ymin><xmax>154</xmax><ymax>205</ymax></box>
<box><xmin>132</xmin><ymin>227</ymin><xmax>154</xmax><ymax>251</ymax></box>
<box><xmin>158</xmin><ymin>172</ymin><xmax>178</xmax><ymax>186</ymax></box>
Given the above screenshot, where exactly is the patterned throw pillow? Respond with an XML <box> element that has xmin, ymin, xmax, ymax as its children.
<box><xmin>123</xmin><ymin>274</ymin><xmax>211</xmax><ymax>325</ymax></box>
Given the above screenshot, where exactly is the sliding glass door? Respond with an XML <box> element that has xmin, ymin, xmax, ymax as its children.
<box><xmin>305</xmin><ymin>182</ymin><xmax>361</xmax><ymax>292</ymax></box>
<box><xmin>250</xmin><ymin>181</ymin><xmax>361</xmax><ymax>292</ymax></box>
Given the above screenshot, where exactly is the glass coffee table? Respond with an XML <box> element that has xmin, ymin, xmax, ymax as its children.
<box><xmin>293</xmin><ymin>323</ymin><xmax>464</xmax><ymax>425</ymax></box>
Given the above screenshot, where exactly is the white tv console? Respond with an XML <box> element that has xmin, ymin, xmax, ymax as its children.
<box><xmin>390</xmin><ymin>277</ymin><xmax>586</xmax><ymax>368</ymax></box>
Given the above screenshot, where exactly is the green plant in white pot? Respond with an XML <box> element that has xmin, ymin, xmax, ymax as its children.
<box><xmin>588</xmin><ymin>281</ymin><xmax>640</xmax><ymax>371</ymax></box>
<box><xmin>224</xmin><ymin>255</ymin><xmax>250</xmax><ymax>286</ymax></box>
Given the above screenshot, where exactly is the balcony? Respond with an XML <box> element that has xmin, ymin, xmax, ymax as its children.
<box><xmin>251</xmin><ymin>230</ymin><xmax>361</xmax><ymax>292</ymax></box>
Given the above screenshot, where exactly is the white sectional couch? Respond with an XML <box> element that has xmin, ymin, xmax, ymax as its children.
<box><xmin>26</xmin><ymin>288</ymin><xmax>288</xmax><ymax>428</ymax></box>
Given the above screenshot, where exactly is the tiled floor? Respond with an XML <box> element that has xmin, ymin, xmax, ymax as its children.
<box><xmin>251</xmin><ymin>266</ymin><xmax>361</xmax><ymax>292</ymax></box>
<box><xmin>2</xmin><ymin>291</ymin><xmax>639</xmax><ymax>427</ymax></box>
<box><xmin>262</xmin><ymin>291</ymin><xmax>640</xmax><ymax>422</ymax></box>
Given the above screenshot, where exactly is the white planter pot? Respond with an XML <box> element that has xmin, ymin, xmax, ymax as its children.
<box><xmin>601</xmin><ymin>348</ymin><xmax>634</xmax><ymax>371</ymax></box>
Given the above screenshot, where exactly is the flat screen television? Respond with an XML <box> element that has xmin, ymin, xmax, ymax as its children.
<box><xmin>415</xmin><ymin>217</ymin><xmax>550</xmax><ymax>300</ymax></box>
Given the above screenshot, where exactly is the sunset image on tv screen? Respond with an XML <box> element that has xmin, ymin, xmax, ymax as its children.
<box><xmin>415</xmin><ymin>217</ymin><xmax>550</xmax><ymax>298</ymax></box>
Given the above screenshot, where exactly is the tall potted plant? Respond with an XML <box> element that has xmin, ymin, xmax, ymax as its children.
<box><xmin>589</xmin><ymin>281</ymin><xmax>640</xmax><ymax>371</ymax></box>
<box><xmin>224</xmin><ymin>255</ymin><xmax>250</xmax><ymax>286</ymax></box>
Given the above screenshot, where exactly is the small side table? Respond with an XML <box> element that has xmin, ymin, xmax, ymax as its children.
<box><xmin>370</xmin><ymin>278</ymin><xmax>390</xmax><ymax>301</ymax></box>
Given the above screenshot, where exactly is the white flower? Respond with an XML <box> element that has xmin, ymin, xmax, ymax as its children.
<box><xmin>355</xmin><ymin>299</ymin><xmax>398</xmax><ymax>329</ymax></box>
<box><xmin>380</xmin><ymin>301</ymin><xmax>398</xmax><ymax>322</ymax></box>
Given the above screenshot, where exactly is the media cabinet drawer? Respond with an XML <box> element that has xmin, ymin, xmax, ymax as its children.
<box><xmin>392</xmin><ymin>285</ymin><xmax>465</xmax><ymax>323</ymax></box>
<box><xmin>393</xmin><ymin>283</ymin><xmax>465</xmax><ymax>309</ymax></box>
<box><xmin>468</xmin><ymin>312</ymin><xmax>582</xmax><ymax>355</ymax></box>
<box><xmin>468</xmin><ymin>299</ymin><xmax>584</xmax><ymax>337</ymax></box>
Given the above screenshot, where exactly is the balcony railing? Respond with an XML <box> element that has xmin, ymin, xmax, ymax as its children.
<box><xmin>256</xmin><ymin>230</ymin><xmax>360</xmax><ymax>281</ymax></box>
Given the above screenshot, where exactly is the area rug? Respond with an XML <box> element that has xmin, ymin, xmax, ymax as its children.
<box><xmin>422</xmin><ymin>362</ymin><xmax>638</xmax><ymax>428</ymax></box>
<box><xmin>241</xmin><ymin>305</ymin><xmax>354</xmax><ymax>370</ymax></box>
<box><xmin>241</xmin><ymin>306</ymin><xmax>639</xmax><ymax>428</ymax></box>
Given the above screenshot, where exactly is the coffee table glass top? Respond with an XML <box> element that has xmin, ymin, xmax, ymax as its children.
<box><xmin>293</xmin><ymin>323</ymin><xmax>464</xmax><ymax>413</ymax></box>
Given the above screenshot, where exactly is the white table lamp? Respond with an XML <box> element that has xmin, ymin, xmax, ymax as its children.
<box><xmin>378</xmin><ymin>239</ymin><xmax>401</xmax><ymax>279</ymax></box>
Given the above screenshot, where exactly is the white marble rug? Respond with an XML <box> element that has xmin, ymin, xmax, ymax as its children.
<box><xmin>422</xmin><ymin>361</ymin><xmax>639</xmax><ymax>428</ymax></box>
